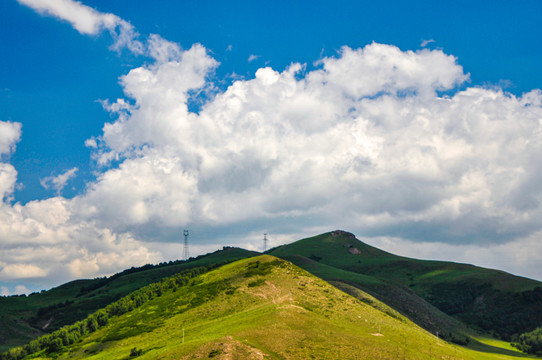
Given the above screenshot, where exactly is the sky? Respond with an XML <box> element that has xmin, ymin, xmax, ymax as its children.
<box><xmin>1</xmin><ymin>0</ymin><xmax>542</xmax><ymax>295</ymax></box>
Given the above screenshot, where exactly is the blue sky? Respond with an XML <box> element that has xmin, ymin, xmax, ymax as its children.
<box><xmin>1</xmin><ymin>0</ymin><xmax>540</xmax><ymax>203</ymax></box>
<box><xmin>3</xmin><ymin>0</ymin><xmax>541</xmax><ymax>203</ymax></box>
<box><xmin>1</xmin><ymin>0</ymin><xmax>542</xmax><ymax>294</ymax></box>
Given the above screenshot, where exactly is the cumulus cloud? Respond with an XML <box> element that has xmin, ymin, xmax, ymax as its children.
<box><xmin>147</xmin><ymin>34</ymin><xmax>182</xmax><ymax>63</ymax></box>
<box><xmin>317</xmin><ymin>44</ymin><xmax>468</xmax><ymax>98</ymax></box>
<box><xmin>0</xmin><ymin>121</ymin><xmax>21</xmax><ymax>202</ymax></box>
<box><xmin>40</xmin><ymin>167</ymin><xmax>78</xmax><ymax>194</ymax></box>
<box><xmin>95</xmin><ymin>43</ymin><xmax>218</xmax><ymax>165</ymax></box>
<box><xmin>75</xmin><ymin>41</ymin><xmax>542</xmax><ymax>279</ymax></box>
<box><xmin>0</xmin><ymin>163</ymin><xmax>18</xmax><ymax>202</ymax></box>
<box><xmin>4</xmin><ymin>2</ymin><xmax>542</xmax><ymax>288</ymax></box>
<box><xmin>0</xmin><ymin>264</ymin><xmax>47</xmax><ymax>279</ymax></box>
<box><xmin>0</xmin><ymin>198</ymin><xmax>161</xmax><ymax>286</ymax></box>
<box><xmin>0</xmin><ymin>121</ymin><xmax>21</xmax><ymax>156</ymax></box>
<box><xmin>17</xmin><ymin>0</ymin><xmax>143</xmax><ymax>53</ymax></box>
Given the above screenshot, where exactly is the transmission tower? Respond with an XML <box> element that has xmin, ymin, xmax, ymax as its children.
<box><xmin>183</xmin><ymin>229</ymin><xmax>189</xmax><ymax>260</ymax></box>
<box><xmin>263</xmin><ymin>233</ymin><xmax>268</xmax><ymax>252</ymax></box>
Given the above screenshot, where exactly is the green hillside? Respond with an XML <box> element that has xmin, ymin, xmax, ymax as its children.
<box><xmin>3</xmin><ymin>255</ymin><xmax>538</xmax><ymax>360</ymax></box>
<box><xmin>268</xmin><ymin>231</ymin><xmax>542</xmax><ymax>341</ymax></box>
<box><xmin>0</xmin><ymin>247</ymin><xmax>258</xmax><ymax>353</ymax></box>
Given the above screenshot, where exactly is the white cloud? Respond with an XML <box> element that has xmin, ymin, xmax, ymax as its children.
<box><xmin>96</xmin><ymin>43</ymin><xmax>218</xmax><ymax>163</ymax></box>
<box><xmin>147</xmin><ymin>34</ymin><xmax>182</xmax><ymax>63</ymax></box>
<box><xmin>85</xmin><ymin>137</ymin><xmax>97</xmax><ymax>148</ymax></box>
<box><xmin>0</xmin><ymin>121</ymin><xmax>21</xmax><ymax>156</ymax></box>
<box><xmin>4</xmin><ymin>6</ymin><xmax>542</xmax><ymax>289</ymax></box>
<box><xmin>421</xmin><ymin>39</ymin><xmax>435</xmax><ymax>47</ymax></box>
<box><xmin>74</xmin><ymin>41</ymin><xmax>542</xmax><ymax>281</ymax></box>
<box><xmin>0</xmin><ymin>121</ymin><xmax>21</xmax><ymax>201</ymax></box>
<box><xmin>0</xmin><ymin>163</ymin><xmax>18</xmax><ymax>202</ymax></box>
<box><xmin>40</xmin><ymin>167</ymin><xmax>78</xmax><ymax>194</ymax></box>
<box><xmin>0</xmin><ymin>264</ymin><xmax>47</xmax><ymax>279</ymax></box>
<box><xmin>248</xmin><ymin>54</ymin><xmax>259</xmax><ymax>62</ymax></box>
<box><xmin>75</xmin><ymin>151</ymin><xmax>198</xmax><ymax>229</ymax></box>
<box><xmin>316</xmin><ymin>44</ymin><xmax>468</xmax><ymax>98</ymax></box>
<box><xmin>0</xmin><ymin>203</ymin><xmax>161</xmax><ymax>285</ymax></box>
<box><xmin>17</xmin><ymin>0</ymin><xmax>143</xmax><ymax>53</ymax></box>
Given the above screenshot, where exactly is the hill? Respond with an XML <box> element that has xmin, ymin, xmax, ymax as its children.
<box><xmin>3</xmin><ymin>255</ymin><xmax>538</xmax><ymax>360</ymax></box>
<box><xmin>268</xmin><ymin>230</ymin><xmax>542</xmax><ymax>341</ymax></box>
<box><xmin>0</xmin><ymin>247</ymin><xmax>258</xmax><ymax>353</ymax></box>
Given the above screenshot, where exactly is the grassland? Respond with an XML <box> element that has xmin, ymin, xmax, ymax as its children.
<box><xmin>10</xmin><ymin>255</ymin><xmax>541</xmax><ymax>360</ymax></box>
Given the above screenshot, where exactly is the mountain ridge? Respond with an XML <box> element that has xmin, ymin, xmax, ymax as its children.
<box><xmin>1</xmin><ymin>230</ymin><xmax>541</xmax><ymax>358</ymax></box>
<box><xmin>4</xmin><ymin>255</ymin><xmax>537</xmax><ymax>359</ymax></box>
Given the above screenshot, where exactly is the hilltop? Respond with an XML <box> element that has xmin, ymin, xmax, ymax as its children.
<box><xmin>269</xmin><ymin>231</ymin><xmax>542</xmax><ymax>341</ymax></box>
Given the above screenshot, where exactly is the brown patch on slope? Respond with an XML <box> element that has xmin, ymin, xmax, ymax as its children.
<box><xmin>182</xmin><ymin>336</ymin><xmax>270</xmax><ymax>359</ymax></box>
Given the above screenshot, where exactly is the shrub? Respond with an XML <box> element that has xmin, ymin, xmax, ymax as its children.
<box><xmin>513</xmin><ymin>327</ymin><xmax>542</xmax><ymax>355</ymax></box>
<box><xmin>248</xmin><ymin>278</ymin><xmax>266</xmax><ymax>287</ymax></box>
<box><xmin>209</xmin><ymin>349</ymin><xmax>222</xmax><ymax>357</ymax></box>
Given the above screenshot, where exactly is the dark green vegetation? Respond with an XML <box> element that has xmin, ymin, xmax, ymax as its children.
<box><xmin>4</xmin><ymin>255</ymin><xmax>538</xmax><ymax>360</ymax></box>
<box><xmin>514</xmin><ymin>327</ymin><xmax>542</xmax><ymax>356</ymax></box>
<box><xmin>0</xmin><ymin>247</ymin><xmax>258</xmax><ymax>353</ymax></box>
<box><xmin>268</xmin><ymin>231</ymin><xmax>542</xmax><ymax>343</ymax></box>
<box><xmin>0</xmin><ymin>266</ymin><xmax>211</xmax><ymax>360</ymax></box>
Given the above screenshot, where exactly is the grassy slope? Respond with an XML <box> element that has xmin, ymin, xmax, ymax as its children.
<box><xmin>271</xmin><ymin>250</ymin><xmax>470</xmax><ymax>342</ymax></box>
<box><xmin>0</xmin><ymin>247</ymin><xmax>258</xmax><ymax>352</ymax></box>
<box><xmin>23</xmin><ymin>255</ymin><xmax>540</xmax><ymax>360</ymax></box>
<box><xmin>268</xmin><ymin>231</ymin><xmax>542</xmax><ymax>339</ymax></box>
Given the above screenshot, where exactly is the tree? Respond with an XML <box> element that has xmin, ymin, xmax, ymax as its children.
<box><xmin>47</xmin><ymin>338</ymin><xmax>63</xmax><ymax>353</ymax></box>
